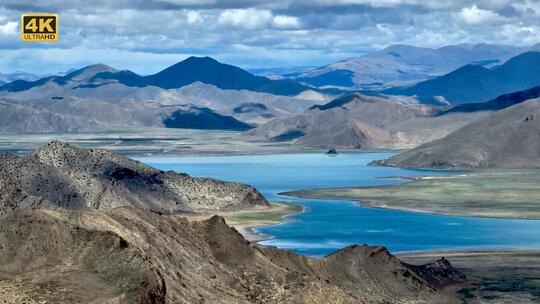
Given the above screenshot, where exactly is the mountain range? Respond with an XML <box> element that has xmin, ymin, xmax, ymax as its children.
<box><xmin>0</xmin><ymin>58</ymin><xmax>331</xmax><ymax>132</ymax></box>
<box><xmin>290</xmin><ymin>43</ymin><xmax>540</xmax><ymax>88</ymax></box>
<box><xmin>439</xmin><ymin>84</ymin><xmax>540</xmax><ymax>114</ymax></box>
<box><xmin>0</xmin><ymin>72</ymin><xmax>40</xmax><ymax>85</ymax></box>
<box><xmin>385</xmin><ymin>52</ymin><xmax>540</xmax><ymax>104</ymax></box>
<box><xmin>245</xmin><ymin>93</ymin><xmax>486</xmax><ymax>149</ymax></box>
<box><xmin>2</xmin><ymin>43</ymin><xmax>540</xmax><ymax>138</ymax></box>
<box><xmin>1</xmin><ymin>57</ymin><xmax>313</xmax><ymax>96</ymax></box>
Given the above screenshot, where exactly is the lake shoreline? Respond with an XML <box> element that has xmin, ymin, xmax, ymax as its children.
<box><xmin>183</xmin><ymin>201</ymin><xmax>305</xmax><ymax>242</ymax></box>
<box><xmin>142</xmin><ymin>153</ymin><xmax>540</xmax><ymax>257</ymax></box>
<box><xmin>282</xmin><ymin>169</ymin><xmax>540</xmax><ymax>220</ymax></box>
<box><xmin>226</xmin><ymin>201</ymin><xmax>305</xmax><ymax>242</ymax></box>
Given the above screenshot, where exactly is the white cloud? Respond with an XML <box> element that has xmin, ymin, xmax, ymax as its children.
<box><xmin>0</xmin><ymin>0</ymin><xmax>539</xmax><ymax>73</ymax></box>
<box><xmin>0</xmin><ymin>21</ymin><xmax>17</xmax><ymax>35</ymax></box>
<box><xmin>512</xmin><ymin>0</ymin><xmax>540</xmax><ymax>17</ymax></box>
<box><xmin>186</xmin><ymin>11</ymin><xmax>203</xmax><ymax>24</ymax></box>
<box><xmin>500</xmin><ymin>24</ymin><xmax>540</xmax><ymax>45</ymax></box>
<box><xmin>272</xmin><ymin>15</ymin><xmax>300</xmax><ymax>29</ymax></box>
<box><xmin>218</xmin><ymin>9</ymin><xmax>273</xmax><ymax>29</ymax></box>
<box><xmin>454</xmin><ymin>5</ymin><xmax>505</xmax><ymax>25</ymax></box>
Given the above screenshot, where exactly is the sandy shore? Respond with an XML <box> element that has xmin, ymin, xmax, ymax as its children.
<box><xmin>184</xmin><ymin>201</ymin><xmax>304</xmax><ymax>242</ymax></box>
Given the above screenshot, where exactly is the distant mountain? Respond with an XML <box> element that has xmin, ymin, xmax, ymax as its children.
<box><xmin>62</xmin><ymin>57</ymin><xmax>312</xmax><ymax>96</ymax></box>
<box><xmin>163</xmin><ymin>105</ymin><xmax>252</xmax><ymax>130</ymax></box>
<box><xmin>0</xmin><ymin>72</ymin><xmax>41</xmax><ymax>85</ymax></box>
<box><xmin>148</xmin><ymin>57</ymin><xmax>312</xmax><ymax>95</ymax></box>
<box><xmin>385</xmin><ymin>52</ymin><xmax>540</xmax><ymax>104</ymax></box>
<box><xmin>383</xmin><ymin>98</ymin><xmax>540</xmax><ymax>168</ymax></box>
<box><xmin>293</xmin><ymin>43</ymin><xmax>539</xmax><ymax>88</ymax></box>
<box><xmin>0</xmin><ymin>97</ymin><xmax>253</xmax><ymax>133</ymax></box>
<box><xmin>249</xmin><ymin>66</ymin><xmax>316</xmax><ymax>77</ymax></box>
<box><xmin>245</xmin><ymin>93</ymin><xmax>436</xmax><ymax>149</ymax></box>
<box><xmin>440</xmin><ymin>85</ymin><xmax>540</xmax><ymax>114</ymax></box>
<box><xmin>0</xmin><ymin>64</ymin><xmax>117</xmax><ymax>92</ymax></box>
<box><xmin>0</xmin><ymin>99</ymin><xmax>100</xmax><ymax>132</ymax></box>
<box><xmin>0</xmin><ymin>59</ymin><xmax>328</xmax><ymax>130</ymax></box>
<box><xmin>0</xmin><ymin>57</ymin><xmax>314</xmax><ymax>96</ymax></box>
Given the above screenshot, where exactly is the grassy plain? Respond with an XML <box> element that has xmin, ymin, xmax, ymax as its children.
<box><xmin>284</xmin><ymin>169</ymin><xmax>540</xmax><ymax>219</ymax></box>
<box><xmin>224</xmin><ymin>201</ymin><xmax>303</xmax><ymax>227</ymax></box>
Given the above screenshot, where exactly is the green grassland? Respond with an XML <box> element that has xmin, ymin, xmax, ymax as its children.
<box><xmin>284</xmin><ymin>169</ymin><xmax>540</xmax><ymax>219</ymax></box>
<box><xmin>224</xmin><ymin>201</ymin><xmax>303</xmax><ymax>227</ymax></box>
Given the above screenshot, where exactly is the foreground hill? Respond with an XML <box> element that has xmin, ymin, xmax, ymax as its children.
<box><xmin>246</xmin><ymin>93</ymin><xmax>485</xmax><ymax>149</ymax></box>
<box><xmin>385</xmin><ymin>52</ymin><xmax>540</xmax><ymax>104</ymax></box>
<box><xmin>382</xmin><ymin>98</ymin><xmax>540</xmax><ymax>168</ymax></box>
<box><xmin>0</xmin><ymin>141</ymin><xmax>268</xmax><ymax>215</ymax></box>
<box><xmin>0</xmin><ymin>207</ymin><xmax>465</xmax><ymax>303</ymax></box>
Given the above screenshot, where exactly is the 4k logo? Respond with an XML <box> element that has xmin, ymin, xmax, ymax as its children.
<box><xmin>21</xmin><ymin>14</ymin><xmax>58</xmax><ymax>42</ymax></box>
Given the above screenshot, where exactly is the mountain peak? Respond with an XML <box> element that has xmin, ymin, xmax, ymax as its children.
<box><xmin>144</xmin><ymin>55</ymin><xmax>308</xmax><ymax>95</ymax></box>
<box><xmin>182</xmin><ymin>56</ymin><xmax>219</xmax><ymax>64</ymax></box>
<box><xmin>74</xmin><ymin>63</ymin><xmax>116</xmax><ymax>74</ymax></box>
<box><xmin>31</xmin><ymin>140</ymin><xmax>89</xmax><ymax>162</ymax></box>
<box><xmin>64</xmin><ymin>64</ymin><xmax>118</xmax><ymax>82</ymax></box>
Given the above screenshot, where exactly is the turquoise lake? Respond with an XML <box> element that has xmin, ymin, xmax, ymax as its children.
<box><xmin>137</xmin><ymin>153</ymin><xmax>540</xmax><ymax>256</ymax></box>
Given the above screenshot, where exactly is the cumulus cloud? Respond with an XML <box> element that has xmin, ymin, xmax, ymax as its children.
<box><xmin>186</xmin><ymin>11</ymin><xmax>204</xmax><ymax>24</ymax></box>
<box><xmin>272</xmin><ymin>15</ymin><xmax>300</xmax><ymax>29</ymax></box>
<box><xmin>0</xmin><ymin>21</ymin><xmax>17</xmax><ymax>35</ymax></box>
<box><xmin>0</xmin><ymin>0</ymin><xmax>539</xmax><ymax>73</ymax></box>
<box><xmin>454</xmin><ymin>5</ymin><xmax>505</xmax><ymax>25</ymax></box>
<box><xmin>218</xmin><ymin>9</ymin><xmax>273</xmax><ymax>29</ymax></box>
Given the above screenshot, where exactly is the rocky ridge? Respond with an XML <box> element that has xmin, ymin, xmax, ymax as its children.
<box><xmin>0</xmin><ymin>141</ymin><xmax>269</xmax><ymax>215</ymax></box>
<box><xmin>0</xmin><ymin>207</ymin><xmax>465</xmax><ymax>303</ymax></box>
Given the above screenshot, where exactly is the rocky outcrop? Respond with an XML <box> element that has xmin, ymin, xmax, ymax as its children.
<box><xmin>0</xmin><ymin>141</ymin><xmax>269</xmax><ymax>215</ymax></box>
<box><xmin>0</xmin><ymin>208</ymin><xmax>166</xmax><ymax>304</ymax></box>
<box><xmin>0</xmin><ymin>207</ymin><xmax>465</xmax><ymax>303</ymax></box>
<box><xmin>405</xmin><ymin>257</ymin><xmax>467</xmax><ymax>288</ymax></box>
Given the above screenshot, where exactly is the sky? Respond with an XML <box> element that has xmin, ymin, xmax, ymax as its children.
<box><xmin>1</xmin><ymin>0</ymin><xmax>540</xmax><ymax>75</ymax></box>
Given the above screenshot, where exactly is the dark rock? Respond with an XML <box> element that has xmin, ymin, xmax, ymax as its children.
<box><xmin>326</xmin><ymin>149</ymin><xmax>338</xmax><ymax>155</ymax></box>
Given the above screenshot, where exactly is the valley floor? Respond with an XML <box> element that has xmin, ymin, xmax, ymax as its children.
<box><xmin>0</xmin><ymin>128</ymin><xmax>319</xmax><ymax>156</ymax></box>
<box><xmin>283</xmin><ymin>169</ymin><xmax>540</xmax><ymax>220</ymax></box>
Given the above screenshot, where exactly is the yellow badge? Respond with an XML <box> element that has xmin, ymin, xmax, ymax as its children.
<box><xmin>21</xmin><ymin>14</ymin><xmax>58</xmax><ymax>42</ymax></box>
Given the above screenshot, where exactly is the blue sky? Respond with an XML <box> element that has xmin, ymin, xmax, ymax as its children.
<box><xmin>1</xmin><ymin>0</ymin><xmax>540</xmax><ymax>75</ymax></box>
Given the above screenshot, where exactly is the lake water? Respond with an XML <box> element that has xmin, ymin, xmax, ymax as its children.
<box><xmin>137</xmin><ymin>153</ymin><xmax>540</xmax><ymax>256</ymax></box>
